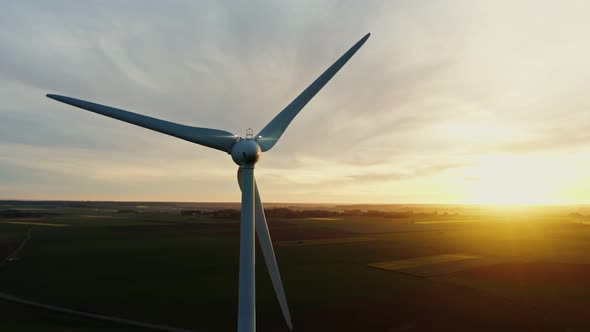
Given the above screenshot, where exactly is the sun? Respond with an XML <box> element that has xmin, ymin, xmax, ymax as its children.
<box><xmin>459</xmin><ymin>155</ymin><xmax>566</xmax><ymax>205</ymax></box>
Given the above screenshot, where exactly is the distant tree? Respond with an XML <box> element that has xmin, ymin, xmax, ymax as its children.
<box><xmin>0</xmin><ymin>210</ymin><xmax>60</xmax><ymax>218</ymax></box>
<box><xmin>181</xmin><ymin>210</ymin><xmax>203</xmax><ymax>216</ymax></box>
<box><xmin>172</xmin><ymin>206</ymin><xmax>459</xmax><ymax>220</ymax></box>
<box><xmin>66</xmin><ymin>202</ymin><xmax>89</xmax><ymax>208</ymax></box>
<box><xmin>116</xmin><ymin>209</ymin><xmax>139</xmax><ymax>214</ymax></box>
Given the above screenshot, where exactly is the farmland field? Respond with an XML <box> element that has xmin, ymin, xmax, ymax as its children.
<box><xmin>0</xmin><ymin>201</ymin><xmax>589</xmax><ymax>331</ymax></box>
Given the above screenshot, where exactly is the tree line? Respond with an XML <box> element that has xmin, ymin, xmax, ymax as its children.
<box><xmin>180</xmin><ymin>207</ymin><xmax>459</xmax><ymax>219</ymax></box>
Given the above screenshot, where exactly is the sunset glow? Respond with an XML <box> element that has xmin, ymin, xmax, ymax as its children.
<box><xmin>1</xmin><ymin>1</ymin><xmax>590</xmax><ymax>204</ymax></box>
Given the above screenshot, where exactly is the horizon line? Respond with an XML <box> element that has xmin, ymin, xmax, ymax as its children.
<box><xmin>1</xmin><ymin>198</ymin><xmax>590</xmax><ymax>207</ymax></box>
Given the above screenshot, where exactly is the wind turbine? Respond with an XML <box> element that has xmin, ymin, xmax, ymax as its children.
<box><xmin>46</xmin><ymin>33</ymin><xmax>370</xmax><ymax>332</ymax></box>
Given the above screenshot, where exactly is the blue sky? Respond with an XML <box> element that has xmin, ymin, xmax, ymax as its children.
<box><xmin>1</xmin><ymin>1</ymin><xmax>590</xmax><ymax>204</ymax></box>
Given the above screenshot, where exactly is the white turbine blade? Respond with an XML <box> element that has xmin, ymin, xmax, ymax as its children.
<box><xmin>253</xmin><ymin>182</ymin><xmax>293</xmax><ymax>330</ymax></box>
<box><xmin>46</xmin><ymin>94</ymin><xmax>237</xmax><ymax>153</ymax></box>
<box><xmin>238</xmin><ymin>169</ymin><xmax>293</xmax><ymax>331</ymax></box>
<box><xmin>237</xmin><ymin>167</ymin><xmax>256</xmax><ymax>332</ymax></box>
<box><xmin>256</xmin><ymin>33</ymin><xmax>370</xmax><ymax>151</ymax></box>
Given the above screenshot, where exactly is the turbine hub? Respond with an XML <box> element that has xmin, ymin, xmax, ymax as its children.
<box><xmin>231</xmin><ymin>138</ymin><xmax>261</xmax><ymax>166</ymax></box>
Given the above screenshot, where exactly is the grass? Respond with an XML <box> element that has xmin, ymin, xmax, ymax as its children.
<box><xmin>369</xmin><ymin>253</ymin><xmax>481</xmax><ymax>270</ymax></box>
<box><xmin>276</xmin><ymin>236</ymin><xmax>372</xmax><ymax>246</ymax></box>
<box><xmin>0</xmin><ymin>203</ymin><xmax>589</xmax><ymax>331</ymax></box>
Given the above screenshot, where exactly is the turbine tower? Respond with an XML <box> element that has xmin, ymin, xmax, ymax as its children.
<box><xmin>46</xmin><ymin>33</ymin><xmax>370</xmax><ymax>332</ymax></box>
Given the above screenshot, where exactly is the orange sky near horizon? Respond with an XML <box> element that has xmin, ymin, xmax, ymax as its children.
<box><xmin>1</xmin><ymin>1</ymin><xmax>590</xmax><ymax>205</ymax></box>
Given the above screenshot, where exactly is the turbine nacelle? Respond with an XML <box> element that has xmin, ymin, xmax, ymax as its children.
<box><xmin>231</xmin><ymin>138</ymin><xmax>262</xmax><ymax>167</ymax></box>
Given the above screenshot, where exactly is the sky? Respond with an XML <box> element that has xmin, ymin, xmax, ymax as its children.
<box><xmin>1</xmin><ymin>0</ymin><xmax>590</xmax><ymax>204</ymax></box>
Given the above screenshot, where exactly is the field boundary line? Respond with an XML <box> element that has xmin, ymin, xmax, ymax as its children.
<box><xmin>0</xmin><ymin>292</ymin><xmax>196</xmax><ymax>332</ymax></box>
<box><xmin>0</xmin><ymin>228</ymin><xmax>196</xmax><ymax>332</ymax></box>
<box><xmin>0</xmin><ymin>227</ymin><xmax>32</xmax><ymax>267</ymax></box>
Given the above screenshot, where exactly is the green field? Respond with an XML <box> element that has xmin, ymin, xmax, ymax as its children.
<box><xmin>1</xmin><ymin>202</ymin><xmax>589</xmax><ymax>331</ymax></box>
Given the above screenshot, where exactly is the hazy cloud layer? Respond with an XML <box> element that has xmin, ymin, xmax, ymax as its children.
<box><xmin>1</xmin><ymin>0</ymin><xmax>590</xmax><ymax>203</ymax></box>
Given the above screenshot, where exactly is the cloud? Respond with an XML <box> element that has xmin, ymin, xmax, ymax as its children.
<box><xmin>1</xmin><ymin>1</ymin><xmax>590</xmax><ymax>203</ymax></box>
